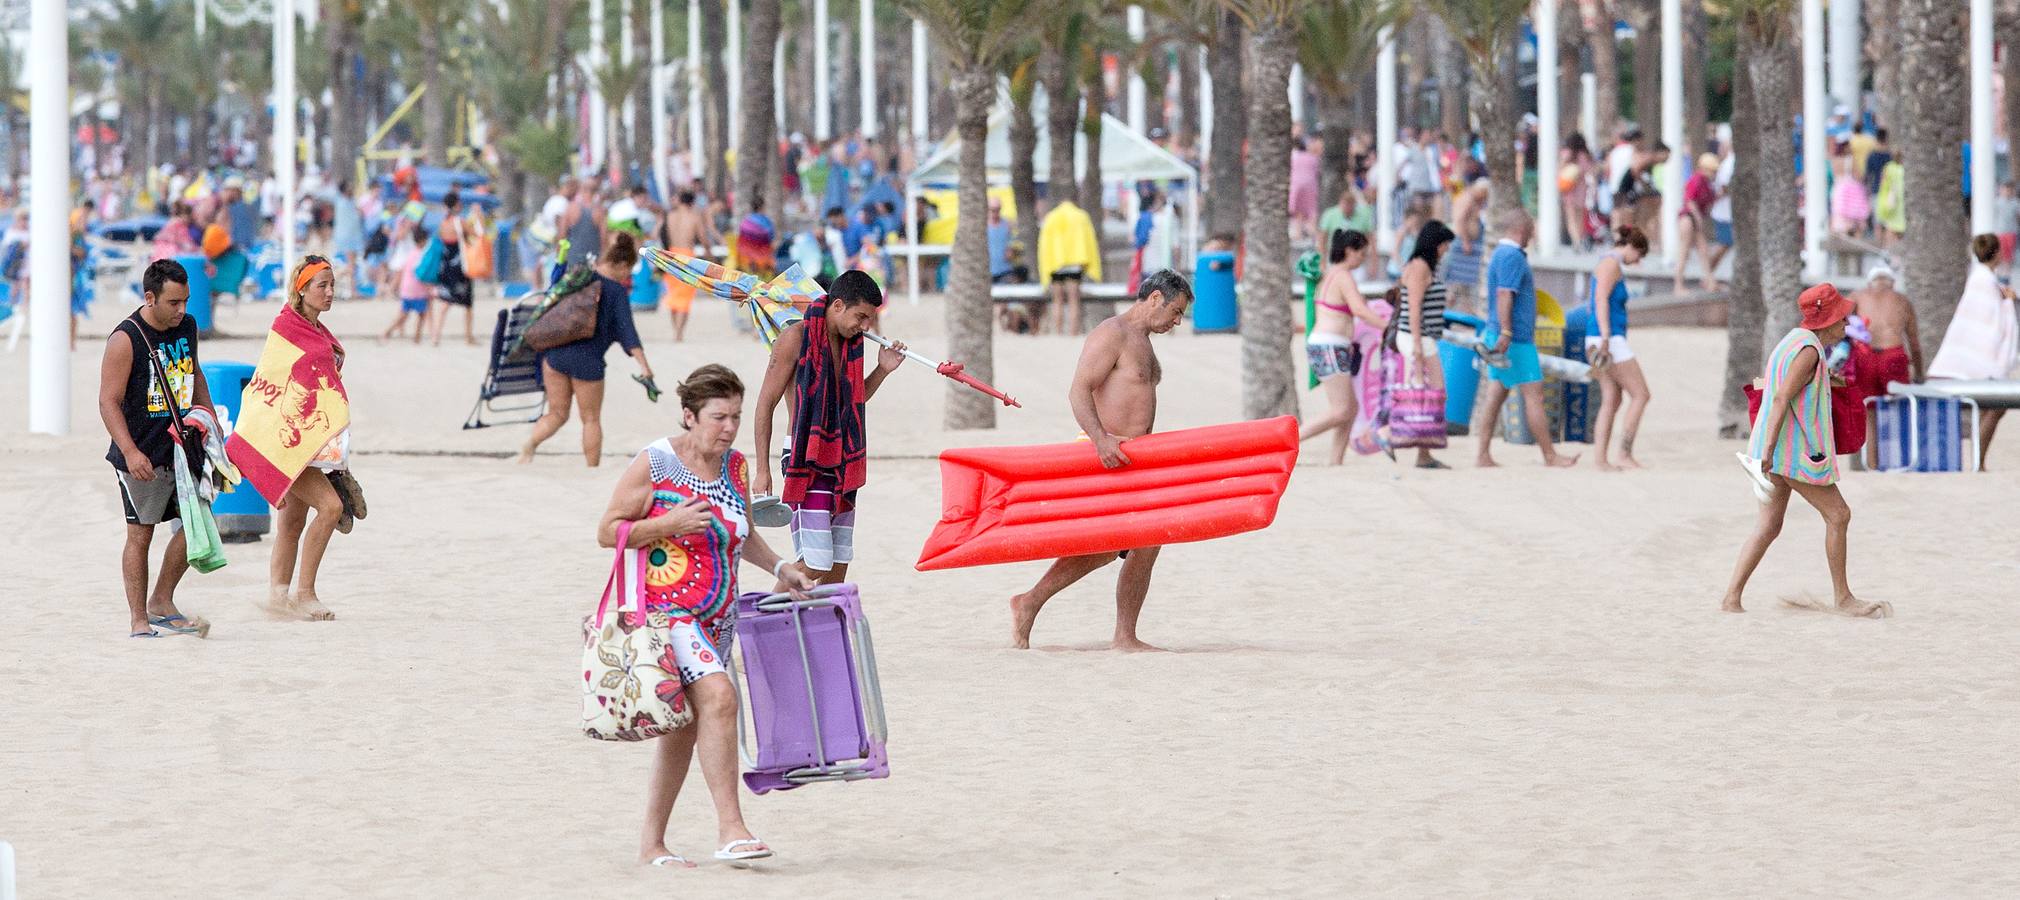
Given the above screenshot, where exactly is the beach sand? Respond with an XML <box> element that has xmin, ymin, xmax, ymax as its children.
<box><xmin>5</xmin><ymin>288</ymin><xmax>2020</xmax><ymax>897</ymax></box>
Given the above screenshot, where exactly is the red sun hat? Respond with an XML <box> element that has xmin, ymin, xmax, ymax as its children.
<box><xmin>1799</xmin><ymin>283</ymin><xmax>1854</xmax><ymax>330</ymax></box>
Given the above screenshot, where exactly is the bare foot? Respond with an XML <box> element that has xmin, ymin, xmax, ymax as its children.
<box><xmin>1546</xmin><ymin>453</ymin><xmax>1581</xmax><ymax>468</ymax></box>
<box><xmin>257</xmin><ymin>584</ymin><xmax>294</xmax><ymax>617</ymax></box>
<box><xmin>1617</xmin><ymin>456</ymin><xmax>1644</xmax><ymax>470</ymax></box>
<box><xmin>291</xmin><ymin>591</ymin><xmax>337</xmax><ymax>621</ymax></box>
<box><xmin>1596</xmin><ymin>459</ymin><xmax>1621</xmax><ymax>473</ymax></box>
<box><xmin>1010</xmin><ymin>593</ymin><xmax>1041</xmax><ymax>649</ymax></box>
<box><xmin>1476</xmin><ymin>456</ymin><xmax>1501</xmax><ymax>468</ymax></box>
<box><xmin>1721</xmin><ymin>595</ymin><xmax>1745</xmax><ymax>613</ymax></box>
<box><xmin>1112</xmin><ymin>636</ymin><xmax>1168</xmax><ymax>652</ymax></box>
<box><xmin>1837</xmin><ymin>596</ymin><xmax>1893</xmax><ymax>618</ymax></box>
<box><xmin>515</xmin><ymin>446</ymin><xmax>536</xmax><ymax>464</ymax></box>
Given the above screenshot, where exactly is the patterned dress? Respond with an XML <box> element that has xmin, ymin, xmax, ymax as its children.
<box><xmin>1749</xmin><ymin>329</ymin><xmax>1838</xmax><ymax>486</ymax></box>
<box><xmin>626</xmin><ymin>439</ymin><xmax>752</xmax><ymax>684</ymax></box>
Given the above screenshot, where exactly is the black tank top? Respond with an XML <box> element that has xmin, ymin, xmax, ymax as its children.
<box><xmin>105</xmin><ymin>310</ymin><xmax>200</xmax><ymax>471</ymax></box>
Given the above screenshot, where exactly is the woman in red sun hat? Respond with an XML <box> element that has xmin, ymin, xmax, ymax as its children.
<box><xmin>1720</xmin><ymin>283</ymin><xmax>1891</xmax><ymax>618</ymax></box>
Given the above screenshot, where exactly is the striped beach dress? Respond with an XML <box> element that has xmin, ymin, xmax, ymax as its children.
<box><xmin>1748</xmin><ymin>328</ymin><xmax>1838</xmax><ymax>486</ymax></box>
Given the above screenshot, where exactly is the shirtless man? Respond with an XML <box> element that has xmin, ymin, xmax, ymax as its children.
<box><xmin>1010</xmin><ymin>269</ymin><xmax>1193</xmax><ymax>651</ymax></box>
<box><xmin>658</xmin><ymin>191</ymin><xmax>715</xmax><ymax>341</ymax></box>
<box><xmin>1849</xmin><ymin>265</ymin><xmax>1922</xmax><ymax>466</ymax></box>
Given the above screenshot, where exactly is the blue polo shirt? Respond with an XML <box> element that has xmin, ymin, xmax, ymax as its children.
<box><xmin>1484</xmin><ymin>240</ymin><xmax>1537</xmax><ymax>344</ymax></box>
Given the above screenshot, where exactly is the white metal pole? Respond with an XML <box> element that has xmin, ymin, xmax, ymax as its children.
<box><xmin>1376</xmin><ymin>28</ymin><xmax>1397</xmax><ymax>252</ymax></box>
<box><xmin>1198</xmin><ymin>46</ymin><xmax>1212</xmax><ymax>160</ymax></box>
<box><xmin>276</xmin><ymin>0</ymin><xmax>298</xmax><ymax>274</ymax></box>
<box><xmin>861</xmin><ymin>0</ymin><xmax>877</xmax><ymax>138</ymax></box>
<box><xmin>1289</xmin><ymin>64</ymin><xmax>1304</xmax><ymax>130</ymax></box>
<box><xmin>1828</xmin><ymin>0</ymin><xmax>1861</xmax><ymax>117</ymax></box>
<box><xmin>622</xmin><ymin>0</ymin><xmax>637</xmax><ymax>174</ymax></box>
<box><xmin>1537</xmin><ymin>0</ymin><xmax>1561</xmax><ymax>259</ymax></box>
<box><xmin>652</xmin><ymin>0</ymin><xmax>669</xmax><ymax>200</ymax></box>
<box><xmin>774</xmin><ymin>34</ymin><xmax>786</xmax><ymax>131</ymax></box>
<box><xmin>687</xmin><ymin>0</ymin><xmax>704</xmax><ymax>182</ymax></box>
<box><xmin>1580</xmin><ymin>72</ymin><xmax>1597</xmax><ymax>145</ymax></box>
<box><xmin>27</xmin><ymin>0</ymin><xmax>68</xmax><ymax>436</ymax></box>
<box><xmin>1972</xmin><ymin>0</ymin><xmax>1997</xmax><ymax>235</ymax></box>
<box><xmin>590</xmin><ymin>0</ymin><xmax>608</xmax><ymax>172</ymax></box>
<box><xmin>1801</xmin><ymin>0</ymin><xmax>1827</xmax><ymax>279</ymax></box>
<box><xmin>911</xmin><ymin>20</ymin><xmax>928</xmax><ymax>146</ymax></box>
<box><xmin>1126</xmin><ymin>6</ymin><xmax>1147</xmax><ymax>135</ymax></box>
<box><xmin>814</xmin><ymin>0</ymin><xmax>830</xmax><ymax>141</ymax></box>
<box><xmin>1659</xmin><ymin>0</ymin><xmax>1683</xmax><ymax>263</ymax></box>
<box><xmin>728</xmin><ymin>0</ymin><xmax>741</xmax><ymax>159</ymax></box>
<box><xmin>905</xmin><ymin>181</ymin><xmax>920</xmax><ymax>304</ymax></box>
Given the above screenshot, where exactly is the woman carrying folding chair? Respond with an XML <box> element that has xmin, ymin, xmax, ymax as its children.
<box><xmin>595</xmin><ymin>364</ymin><xmax>815</xmax><ymax>869</ymax></box>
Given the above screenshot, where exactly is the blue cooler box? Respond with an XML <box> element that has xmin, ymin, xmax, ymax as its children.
<box><xmin>200</xmin><ymin>360</ymin><xmax>270</xmax><ymax>541</ymax></box>
<box><xmin>1192</xmin><ymin>251</ymin><xmax>1238</xmax><ymax>333</ymax></box>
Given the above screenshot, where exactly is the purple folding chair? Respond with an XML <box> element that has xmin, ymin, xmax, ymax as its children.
<box><xmin>733</xmin><ymin>584</ymin><xmax>889</xmax><ymax>794</ymax></box>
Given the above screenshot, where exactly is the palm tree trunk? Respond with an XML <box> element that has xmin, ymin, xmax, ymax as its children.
<box><xmin>701</xmin><ymin>0</ymin><xmax>730</xmax><ymax>197</ymax></box>
<box><xmin>1078</xmin><ymin>50</ymin><xmax>1107</xmax><ymax>218</ymax></box>
<box><xmin>1145</xmin><ymin>48</ymin><xmax>1168</xmax><ymax>136</ymax></box>
<box><xmin>1558</xmin><ymin>1</ymin><xmax>1584</xmax><ymax>143</ymax></box>
<box><xmin>1319</xmin><ymin>92</ymin><xmax>1354</xmax><ymax>208</ymax></box>
<box><xmin>1403</xmin><ymin>16</ymin><xmax>1431</xmax><ymax>131</ymax></box>
<box><xmin>1435</xmin><ymin>20</ymin><xmax>1470</xmax><ymax>141</ymax></box>
<box><xmin>738</xmin><ymin>0</ymin><xmax>782</xmax><ymax>214</ymax></box>
<box><xmin>1010</xmin><ymin>79</ymin><xmax>1042</xmax><ymax>268</ymax></box>
<box><xmin>1042</xmin><ymin>43</ymin><xmax>1079</xmax><ymax>202</ymax></box>
<box><xmin>1721</xmin><ymin>39</ymin><xmax>1764</xmax><ymax>438</ymax></box>
<box><xmin>1239</xmin><ymin>20</ymin><xmax>1298</xmax><ymax>421</ymax></box>
<box><xmin>420</xmin><ymin>21</ymin><xmax>447</xmax><ymax>166</ymax></box>
<box><xmin>1206</xmin><ymin>9</ymin><xmax>1246</xmax><ymax>241</ymax></box>
<box><xmin>2003</xmin><ymin>4</ymin><xmax>2020</xmax><ymax>188</ymax></box>
<box><xmin>946</xmin><ymin>64</ymin><xmax>1000</xmax><ymax>430</ymax></box>
<box><xmin>326</xmin><ymin>1</ymin><xmax>361</xmax><ymax>188</ymax></box>
<box><xmin>1627</xmin><ymin>0</ymin><xmax>1659</xmax><ymax>128</ymax></box>
<box><xmin>1475</xmin><ymin>40</ymin><xmax>1524</xmax><ymax>228</ymax></box>
<box><xmin>1746</xmin><ymin>15</ymin><xmax>1803</xmax><ymax>347</ymax></box>
<box><xmin>1176</xmin><ymin>41</ymin><xmax>1200</xmax><ymax>150</ymax></box>
<box><xmin>1586</xmin><ymin>0</ymin><xmax>1620</xmax><ymax>140</ymax></box>
<box><xmin>1865</xmin><ymin>0</ymin><xmax>1899</xmax><ymax>132</ymax></box>
<box><xmin>1899</xmin><ymin>0</ymin><xmax>1970</xmax><ymax>354</ymax></box>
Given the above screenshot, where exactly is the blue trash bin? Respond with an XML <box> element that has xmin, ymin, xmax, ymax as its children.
<box><xmin>630</xmin><ymin>258</ymin><xmax>663</xmax><ymax>309</ymax></box>
<box><xmin>201</xmin><ymin>360</ymin><xmax>270</xmax><ymax>542</ymax></box>
<box><xmin>173</xmin><ymin>254</ymin><xmax>215</xmax><ymax>335</ymax></box>
<box><xmin>1439</xmin><ymin>311</ymin><xmax>1486</xmax><ymax>434</ymax></box>
<box><xmin>1193</xmin><ymin>251</ymin><xmax>1238</xmax><ymax>333</ymax></box>
<box><xmin>1560</xmin><ymin>307</ymin><xmax>1595</xmax><ymax>444</ymax></box>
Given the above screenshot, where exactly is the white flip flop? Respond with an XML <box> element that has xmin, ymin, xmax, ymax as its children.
<box><xmin>715</xmin><ymin>839</ymin><xmax>773</xmax><ymax>862</ymax></box>
<box><xmin>647</xmin><ymin>854</ymin><xmax>694</xmax><ymax>868</ymax></box>
<box><xmin>749</xmin><ymin>494</ymin><xmax>793</xmax><ymax>528</ymax></box>
<box><xmin>1733</xmin><ymin>452</ymin><xmax>1774</xmax><ymax>504</ymax></box>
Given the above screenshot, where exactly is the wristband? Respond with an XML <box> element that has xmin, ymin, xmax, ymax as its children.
<box><xmin>772</xmin><ymin>559</ymin><xmax>790</xmax><ymax>579</ymax></box>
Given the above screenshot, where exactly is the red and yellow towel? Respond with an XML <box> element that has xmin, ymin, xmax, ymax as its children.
<box><xmin>225</xmin><ymin>305</ymin><xmax>349</xmax><ymax>506</ymax></box>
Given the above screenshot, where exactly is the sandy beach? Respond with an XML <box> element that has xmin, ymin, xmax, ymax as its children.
<box><xmin>5</xmin><ymin>287</ymin><xmax>2020</xmax><ymax>898</ymax></box>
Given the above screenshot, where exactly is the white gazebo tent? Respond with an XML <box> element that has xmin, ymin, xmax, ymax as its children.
<box><xmin>901</xmin><ymin>91</ymin><xmax>1200</xmax><ymax>305</ymax></box>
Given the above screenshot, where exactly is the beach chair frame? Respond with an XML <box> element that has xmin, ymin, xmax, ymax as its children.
<box><xmin>1865</xmin><ymin>388</ymin><xmax>1981</xmax><ymax>473</ymax></box>
<box><xmin>462</xmin><ymin>303</ymin><xmax>547</xmax><ymax>429</ymax></box>
<box><xmin>732</xmin><ymin>585</ymin><xmax>890</xmax><ymax>793</ymax></box>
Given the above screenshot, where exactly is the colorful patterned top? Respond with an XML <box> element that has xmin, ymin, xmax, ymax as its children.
<box><xmin>1749</xmin><ymin>328</ymin><xmax>1838</xmax><ymax>486</ymax></box>
<box><xmin>628</xmin><ymin>440</ymin><xmax>752</xmax><ymax>626</ymax></box>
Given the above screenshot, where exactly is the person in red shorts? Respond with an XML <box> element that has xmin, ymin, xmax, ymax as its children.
<box><xmin>1847</xmin><ymin>265</ymin><xmax>1922</xmax><ymax>464</ymax></box>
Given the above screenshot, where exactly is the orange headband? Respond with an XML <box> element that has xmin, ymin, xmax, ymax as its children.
<box><xmin>293</xmin><ymin>260</ymin><xmax>331</xmax><ymax>296</ymax></box>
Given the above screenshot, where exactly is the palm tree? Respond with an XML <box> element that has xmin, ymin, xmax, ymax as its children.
<box><xmin>699</xmin><ymin>0</ymin><xmax>731</xmax><ymax>197</ymax></box>
<box><xmin>738</xmin><ymin>0</ymin><xmax>783</xmax><ymax>215</ymax></box>
<box><xmin>1206</xmin><ymin>8</ymin><xmax>1247</xmax><ymax>240</ymax></box>
<box><xmin>413</xmin><ymin>0</ymin><xmax>454</xmax><ymax>165</ymax></box>
<box><xmin>1219</xmin><ymin>0</ymin><xmax>1316</xmax><ymax>420</ymax></box>
<box><xmin>1718</xmin><ymin>43</ymin><xmax>1763</xmax><ymax>437</ymax></box>
<box><xmin>1732</xmin><ymin>0</ymin><xmax>1802</xmax><ymax>346</ymax></box>
<box><xmin>1583</xmin><ymin>0</ymin><xmax>1620</xmax><ymax>141</ymax></box>
<box><xmin>1039</xmin><ymin>12</ymin><xmax>1088</xmax><ymax>198</ymax></box>
<box><xmin>323</xmin><ymin>0</ymin><xmax>367</xmax><ymax>186</ymax></box>
<box><xmin>1420</xmin><ymin>0</ymin><xmax>1527</xmax><ymax>227</ymax></box>
<box><xmin>1297</xmin><ymin>0</ymin><xmax>1397</xmax><ymax>209</ymax></box>
<box><xmin>475</xmin><ymin>0</ymin><xmax>576</xmax><ymax>216</ymax></box>
<box><xmin>900</xmin><ymin>0</ymin><xmax>1046</xmax><ymax>430</ymax></box>
<box><xmin>1005</xmin><ymin>47</ymin><xmax>1045</xmax><ymax>271</ymax></box>
<box><xmin>1897</xmin><ymin>0</ymin><xmax>1970</xmax><ymax>353</ymax></box>
<box><xmin>96</xmin><ymin>0</ymin><xmax>178</xmax><ymax>178</ymax></box>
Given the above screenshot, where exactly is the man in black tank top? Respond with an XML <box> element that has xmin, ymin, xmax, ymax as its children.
<box><xmin>98</xmin><ymin>259</ymin><xmax>214</xmax><ymax>638</ymax></box>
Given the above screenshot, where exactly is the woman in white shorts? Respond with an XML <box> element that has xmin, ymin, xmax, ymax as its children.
<box><xmin>1394</xmin><ymin>219</ymin><xmax>1456</xmax><ymax>469</ymax></box>
<box><xmin>1585</xmin><ymin>226</ymin><xmax>1652</xmax><ymax>470</ymax></box>
<box><xmin>1302</xmin><ymin>229</ymin><xmax>1382</xmax><ymax>464</ymax></box>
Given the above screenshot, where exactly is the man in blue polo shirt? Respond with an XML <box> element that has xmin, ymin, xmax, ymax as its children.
<box><xmin>1476</xmin><ymin>209</ymin><xmax>1579</xmax><ymax>468</ymax></box>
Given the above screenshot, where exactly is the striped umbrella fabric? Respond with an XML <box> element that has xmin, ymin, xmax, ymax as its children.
<box><xmin>641</xmin><ymin>247</ymin><xmax>820</xmax><ymax>345</ymax></box>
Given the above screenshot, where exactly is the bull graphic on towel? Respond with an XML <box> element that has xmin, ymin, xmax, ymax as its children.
<box><xmin>226</xmin><ymin>306</ymin><xmax>350</xmax><ymax>506</ymax></box>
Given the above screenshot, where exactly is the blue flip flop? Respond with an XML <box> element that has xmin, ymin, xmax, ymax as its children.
<box><xmin>130</xmin><ymin>629</ymin><xmax>162</xmax><ymax>638</ymax></box>
<box><xmin>149</xmin><ymin>614</ymin><xmax>208</xmax><ymax>637</ymax></box>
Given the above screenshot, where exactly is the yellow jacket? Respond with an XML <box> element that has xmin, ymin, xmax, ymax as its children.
<box><xmin>1037</xmin><ymin>201</ymin><xmax>1101</xmax><ymax>284</ymax></box>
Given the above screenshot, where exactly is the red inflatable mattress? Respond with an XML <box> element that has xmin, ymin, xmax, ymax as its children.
<box><xmin>915</xmin><ymin>416</ymin><xmax>1299</xmax><ymax>571</ymax></box>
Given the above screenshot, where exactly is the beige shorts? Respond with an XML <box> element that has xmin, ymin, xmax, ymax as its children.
<box><xmin>1392</xmin><ymin>333</ymin><xmax>1441</xmax><ymax>383</ymax></box>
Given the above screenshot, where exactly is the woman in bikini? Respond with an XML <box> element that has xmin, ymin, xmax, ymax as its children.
<box><xmin>596</xmin><ymin>365</ymin><xmax>816</xmax><ymax>868</ymax></box>
<box><xmin>1300</xmin><ymin>229</ymin><xmax>1382</xmax><ymax>465</ymax></box>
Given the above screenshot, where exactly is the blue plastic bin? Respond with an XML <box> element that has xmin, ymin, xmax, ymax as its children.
<box><xmin>172</xmin><ymin>254</ymin><xmax>215</xmax><ymax>335</ymax></box>
<box><xmin>201</xmin><ymin>360</ymin><xmax>270</xmax><ymax>541</ymax></box>
<box><xmin>1439</xmin><ymin>311</ymin><xmax>1486</xmax><ymax>433</ymax></box>
<box><xmin>630</xmin><ymin>257</ymin><xmax>663</xmax><ymax>308</ymax></box>
<box><xmin>1559</xmin><ymin>307</ymin><xmax>1595</xmax><ymax>444</ymax></box>
<box><xmin>1193</xmin><ymin>251</ymin><xmax>1238</xmax><ymax>333</ymax></box>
